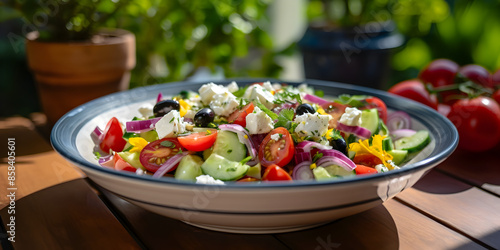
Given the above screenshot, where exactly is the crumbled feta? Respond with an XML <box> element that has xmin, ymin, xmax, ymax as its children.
<box><xmin>246</xmin><ymin>107</ymin><xmax>274</xmax><ymax>134</ymax></box>
<box><xmin>387</xmin><ymin>160</ymin><xmax>400</xmax><ymax>170</ymax></box>
<box><xmin>294</xmin><ymin>113</ymin><xmax>330</xmax><ymax>139</ymax></box>
<box><xmin>270</xmin><ymin>133</ymin><xmax>281</xmax><ymax>141</ymax></box>
<box><xmin>155</xmin><ymin>110</ymin><xmax>187</xmax><ymax>138</ymax></box>
<box><xmin>209</xmin><ymin>92</ymin><xmax>239</xmax><ymax>117</ymax></box>
<box><xmin>262</xmin><ymin>81</ymin><xmax>274</xmax><ymax>91</ymax></box>
<box><xmin>227</xmin><ymin>81</ymin><xmax>239</xmax><ymax>93</ymax></box>
<box><xmin>196</xmin><ymin>175</ymin><xmax>225</xmax><ymax>185</ymax></box>
<box><xmin>375</xmin><ymin>164</ymin><xmax>389</xmax><ymax>173</ymax></box>
<box><xmin>272</xmin><ymin>83</ymin><xmax>282</xmax><ymax>90</ymax></box>
<box><xmin>339</xmin><ymin>107</ymin><xmax>363</xmax><ymax>126</ymax></box>
<box><xmin>138</xmin><ymin>104</ymin><xmax>154</xmax><ymax>118</ymax></box>
<box><xmin>184</xmin><ymin>109</ymin><xmax>197</xmax><ymax>120</ymax></box>
<box><xmin>198</xmin><ymin>82</ymin><xmax>228</xmax><ymax>104</ymax></box>
<box><xmin>297</xmin><ymin>83</ymin><xmax>314</xmax><ymax>95</ymax></box>
<box><xmin>243</xmin><ymin>84</ymin><xmax>275</xmax><ymax>109</ymax></box>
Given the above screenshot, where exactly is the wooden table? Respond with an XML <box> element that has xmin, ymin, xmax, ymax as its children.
<box><xmin>1</xmin><ymin>115</ymin><xmax>499</xmax><ymax>249</ymax></box>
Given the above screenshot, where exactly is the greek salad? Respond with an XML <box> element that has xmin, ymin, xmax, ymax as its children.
<box><xmin>91</xmin><ymin>81</ymin><xmax>431</xmax><ymax>184</ymax></box>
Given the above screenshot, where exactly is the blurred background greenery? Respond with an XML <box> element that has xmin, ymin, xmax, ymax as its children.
<box><xmin>1</xmin><ymin>0</ymin><xmax>500</xmax><ymax>117</ymax></box>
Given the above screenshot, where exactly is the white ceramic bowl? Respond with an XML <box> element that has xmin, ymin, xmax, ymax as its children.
<box><xmin>51</xmin><ymin>79</ymin><xmax>458</xmax><ymax>234</ymax></box>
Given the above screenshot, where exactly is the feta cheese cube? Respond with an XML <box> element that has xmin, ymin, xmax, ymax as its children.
<box><xmin>245</xmin><ymin>107</ymin><xmax>274</xmax><ymax>134</ymax></box>
<box><xmin>339</xmin><ymin>107</ymin><xmax>362</xmax><ymax>126</ymax></box>
<box><xmin>270</xmin><ymin>133</ymin><xmax>280</xmax><ymax>141</ymax></box>
<box><xmin>209</xmin><ymin>92</ymin><xmax>239</xmax><ymax>117</ymax></box>
<box><xmin>262</xmin><ymin>81</ymin><xmax>274</xmax><ymax>91</ymax></box>
<box><xmin>294</xmin><ymin>113</ymin><xmax>330</xmax><ymax>139</ymax></box>
<box><xmin>297</xmin><ymin>83</ymin><xmax>314</xmax><ymax>95</ymax></box>
<box><xmin>196</xmin><ymin>175</ymin><xmax>225</xmax><ymax>185</ymax></box>
<box><xmin>138</xmin><ymin>103</ymin><xmax>154</xmax><ymax>118</ymax></box>
<box><xmin>227</xmin><ymin>81</ymin><xmax>239</xmax><ymax>93</ymax></box>
<box><xmin>375</xmin><ymin>164</ymin><xmax>389</xmax><ymax>173</ymax></box>
<box><xmin>243</xmin><ymin>84</ymin><xmax>275</xmax><ymax>109</ymax></box>
<box><xmin>155</xmin><ymin>110</ymin><xmax>186</xmax><ymax>138</ymax></box>
<box><xmin>198</xmin><ymin>82</ymin><xmax>228</xmax><ymax>104</ymax></box>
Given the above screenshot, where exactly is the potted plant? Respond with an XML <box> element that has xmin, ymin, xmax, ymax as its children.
<box><xmin>1</xmin><ymin>0</ymin><xmax>135</xmax><ymax>125</ymax></box>
<box><xmin>298</xmin><ymin>0</ymin><xmax>405</xmax><ymax>89</ymax></box>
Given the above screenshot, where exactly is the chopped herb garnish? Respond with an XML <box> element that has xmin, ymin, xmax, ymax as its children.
<box><xmin>312</xmin><ymin>152</ymin><xmax>323</xmax><ymax>163</ymax></box>
<box><xmin>314</xmin><ymin>90</ymin><xmax>325</xmax><ymax>97</ymax></box>
<box><xmin>94</xmin><ymin>151</ymin><xmax>101</xmax><ymax>159</ymax></box>
<box><xmin>169</xmin><ymin>117</ymin><xmax>175</xmax><ymax>123</ymax></box>
<box><xmin>122</xmin><ymin>132</ymin><xmax>139</xmax><ymax>139</ymax></box>
<box><xmin>123</xmin><ymin>145</ymin><xmax>134</xmax><ymax>152</ymax></box>
<box><xmin>160</xmin><ymin>140</ymin><xmax>175</xmax><ymax>148</ymax></box>
<box><xmin>335</xmin><ymin>94</ymin><xmax>368</xmax><ymax>107</ymax></box>
<box><xmin>240</xmin><ymin>156</ymin><xmax>252</xmax><ymax>165</ymax></box>
<box><xmin>232</xmin><ymin>85</ymin><xmax>248</xmax><ymax>97</ymax></box>
<box><xmin>255</xmin><ymin>101</ymin><xmax>278</xmax><ymax>120</ymax></box>
<box><xmin>274</xmin><ymin>108</ymin><xmax>297</xmax><ymax>133</ymax></box>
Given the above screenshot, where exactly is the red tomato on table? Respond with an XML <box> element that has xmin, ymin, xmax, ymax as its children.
<box><xmin>388</xmin><ymin>79</ymin><xmax>439</xmax><ymax>110</ymax></box>
<box><xmin>258</xmin><ymin>127</ymin><xmax>294</xmax><ymax>168</ymax></box>
<box><xmin>447</xmin><ymin>97</ymin><xmax>500</xmax><ymax>152</ymax></box>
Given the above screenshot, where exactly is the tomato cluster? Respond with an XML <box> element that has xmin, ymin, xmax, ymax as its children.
<box><xmin>388</xmin><ymin>59</ymin><xmax>500</xmax><ymax>152</ymax></box>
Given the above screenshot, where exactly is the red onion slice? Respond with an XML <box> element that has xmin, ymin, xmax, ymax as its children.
<box><xmin>337</xmin><ymin>122</ymin><xmax>371</xmax><ymax>139</ymax></box>
<box><xmin>156</xmin><ymin>92</ymin><xmax>163</xmax><ymax>103</ymax></box>
<box><xmin>303</xmin><ymin>93</ymin><xmax>330</xmax><ymax>105</ymax></box>
<box><xmin>91</xmin><ymin>126</ymin><xmax>103</xmax><ymax>144</ymax></box>
<box><xmin>152</xmin><ymin>152</ymin><xmax>189</xmax><ymax>178</ymax></box>
<box><xmin>219</xmin><ymin>124</ymin><xmax>257</xmax><ymax>160</ymax></box>
<box><xmin>98</xmin><ymin>154</ymin><xmax>115</xmax><ymax>169</ymax></box>
<box><xmin>126</xmin><ymin>117</ymin><xmax>162</xmax><ymax>133</ymax></box>
<box><xmin>294</xmin><ymin>152</ymin><xmax>312</xmax><ymax>165</ymax></box>
<box><xmin>317</xmin><ymin>149</ymin><xmax>357</xmax><ymax>171</ymax></box>
<box><xmin>391</xmin><ymin>129</ymin><xmax>417</xmax><ymax>140</ymax></box>
<box><xmin>387</xmin><ymin>111</ymin><xmax>412</xmax><ymax>132</ymax></box>
<box><xmin>296</xmin><ymin>140</ymin><xmax>332</xmax><ymax>153</ymax></box>
<box><xmin>292</xmin><ymin>161</ymin><xmax>314</xmax><ymax>180</ymax></box>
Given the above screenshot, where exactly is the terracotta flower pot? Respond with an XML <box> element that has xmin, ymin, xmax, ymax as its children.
<box><xmin>26</xmin><ymin>29</ymin><xmax>136</xmax><ymax>125</ymax></box>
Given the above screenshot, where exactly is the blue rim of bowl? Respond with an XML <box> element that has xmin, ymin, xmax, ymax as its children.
<box><xmin>51</xmin><ymin>78</ymin><xmax>458</xmax><ymax>189</ymax></box>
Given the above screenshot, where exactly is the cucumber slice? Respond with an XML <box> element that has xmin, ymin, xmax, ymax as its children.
<box><xmin>201</xmin><ymin>154</ymin><xmax>249</xmax><ymax>181</ymax></box>
<box><xmin>378</xmin><ymin>119</ymin><xmax>389</xmax><ymax>136</ymax></box>
<box><xmin>312</xmin><ymin>167</ymin><xmax>332</xmax><ymax>181</ymax></box>
<box><xmin>323</xmin><ymin>165</ymin><xmax>355</xmax><ymax>177</ymax></box>
<box><xmin>139</xmin><ymin>130</ymin><xmax>158</xmax><ymax>142</ymax></box>
<box><xmin>117</xmin><ymin>151</ymin><xmax>144</xmax><ymax>170</ymax></box>
<box><xmin>210</xmin><ymin>130</ymin><xmax>247</xmax><ymax>162</ymax></box>
<box><xmin>246</xmin><ymin>163</ymin><xmax>262</xmax><ymax>179</ymax></box>
<box><xmin>175</xmin><ymin>155</ymin><xmax>204</xmax><ymax>181</ymax></box>
<box><xmin>387</xmin><ymin>150</ymin><xmax>408</xmax><ymax>165</ymax></box>
<box><xmin>360</xmin><ymin>109</ymin><xmax>379</xmax><ymax>135</ymax></box>
<box><xmin>394</xmin><ymin>130</ymin><xmax>430</xmax><ymax>153</ymax></box>
<box><xmin>382</xmin><ymin>137</ymin><xmax>394</xmax><ymax>151</ymax></box>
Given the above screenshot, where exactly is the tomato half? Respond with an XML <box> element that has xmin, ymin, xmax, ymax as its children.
<box><xmin>447</xmin><ymin>97</ymin><xmax>500</xmax><ymax>152</ymax></box>
<box><xmin>139</xmin><ymin>138</ymin><xmax>184</xmax><ymax>173</ymax></box>
<box><xmin>228</xmin><ymin>103</ymin><xmax>254</xmax><ymax>127</ymax></box>
<box><xmin>100</xmin><ymin>117</ymin><xmax>127</xmax><ymax>154</ymax></box>
<box><xmin>114</xmin><ymin>153</ymin><xmax>136</xmax><ymax>172</ymax></box>
<box><xmin>363</xmin><ymin>97</ymin><xmax>388</xmax><ymax>124</ymax></box>
<box><xmin>388</xmin><ymin>79</ymin><xmax>439</xmax><ymax>110</ymax></box>
<box><xmin>262</xmin><ymin>164</ymin><xmax>292</xmax><ymax>181</ymax></box>
<box><xmin>177</xmin><ymin>129</ymin><xmax>217</xmax><ymax>152</ymax></box>
<box><xmin>353</xmin><ymin>154</ymin><xmax>382</xmax><ymax>168</ymax></box>
<box><xmin>321</xmin><ymin>102</ymin><xmax>348</xmax><ymax>128</ymax></box>
<box><xmin>258</xmin><ymin>127</ymin><xmax>294</xmax><ymax>168</ymax></box>
<box><xmin>355</xmin><ymin>164</ymin><xmax>378</xmax><ymax>175</ymax></box>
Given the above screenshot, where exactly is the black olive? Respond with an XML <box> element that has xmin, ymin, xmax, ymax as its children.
<box><xmin>296</xmin><ymin>103</ymin><xmax>315</xmax><ymax>116</ymax></box>
<box><xmin>153</xmin><ymin>100</ymin><xmax>180</xmax><ymax>117</ymax></box>
<box><xmin>194</xmin><ymin>108</ymin><xmax>215</xmax><ymax>127</ymax></box>
<box><xmin>330</xmin><ymin>137</ymin><xmax>348</xmax><ymax>156</ymax></box>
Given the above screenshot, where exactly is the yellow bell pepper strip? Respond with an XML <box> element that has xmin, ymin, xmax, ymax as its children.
<box><xmin>349</xmin><ymin>135</ymin><xmax>395</xmax><ymax>169</ymax></box>
<box><xmin>128</xmin><ymin>137</ymin><xmax>149</xmax><ymax>153</ymax></box>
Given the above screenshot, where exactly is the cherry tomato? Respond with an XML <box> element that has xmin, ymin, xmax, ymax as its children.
<box><xmin>237</xmin><ymin>177</ymin><xmax>260</xmax><ymax>182</ymax></box>
<box><xmin>388</xmin><ymin>79</ymin><xmax>439</xmax><ymax>110</ymax></box>
<box><xmin>321</xmin><ymin>102</ymin><xmax>348</xmax><ymax>128</ymax></box>
<box><xmin>352</xmin><ymin>154</ymin><xmax>382</xmax><ymax>168</ymax></box>
<box><xmin>362</xmin><ymin>97</ymin><xmax>388</xmax><ymax>124</ymax></box>
<box><xmin>177</xmin><ymin>129</ymin><xmax>217</xmax><ymax>152</ymax></box>
<box><xmin>262</xmin><ymin>164</ymin><xmax>292</xmax><ymax>181</ymax></box>
<box><xmin>447</xmin><ymin>97</ymin><xmax>500</xmax><ymax>152</ymax></box>
<box><xmin>458</xmin><ymin>64</ymin><xmax>492</xmax><ymax>88</ymax></box>
<box><xmin>492</xmin><ymin>89</ymin><xmax>500</xmax><ymax>105</ymax></box>
<box><xmin>139</xmin><ymin>138</ymin><xmax>184</xmax><ymax>173</ymax></box>
<box><xmin>355</xmin><ymin>164</ymin><xmax>378</xmax><ymax>175</ymax></box>
<box><xmin>228</xmin><ymin>103</ymin><xmax>254</xmax><ymax>127</ymax></box>
<box><xmin>258</xmin><ymin>127</ymin><xmax>294</xmax><ymax>168</ymax></box>
<box><xmin>419</xmin><ymin>59</ymin><xmax>459</xmax><ymax>87</ymax></box>
<box><xmin>114</xmin><ymin>153</ymin><xmax>136</xmax><ymax>172</ymax></box>
<box><xmin>100</xmin><ymin>117</ymin><xmax>127</xmax><ymax>154</ymax></box>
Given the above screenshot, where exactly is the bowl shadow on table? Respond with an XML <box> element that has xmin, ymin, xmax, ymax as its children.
<box><xmin>97</xmin><ymin>185</ymin><xmax>400</xmax><ymax>250</ymax></box>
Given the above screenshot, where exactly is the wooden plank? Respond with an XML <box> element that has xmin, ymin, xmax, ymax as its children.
<box><xmin>98</xmin><ymin>187</ymin><xmax>288</xmax><ymax>250</ymax></box>
<box><xmin>396</xmin><ymin>169</ymin><xmax>500</xmax><ymax>248</ymax></box>
<box><xmin>0</xmin><ymin>179</ymin><xmax>140</xmax><ymax>249</ymax></box>
<box><xmin>436</xmin><ymin>146</ymin><xmax>500</xmax><ymax>196</ymax></box>
<box><xmin>0</xmin><ymin>117</ymin><xmax>84</xmax><ymax>209</ymax></box>
<box><xmin>275</xmin><ymin>199</ymin><xmax>485</xmax><ymax>250</ymax></box>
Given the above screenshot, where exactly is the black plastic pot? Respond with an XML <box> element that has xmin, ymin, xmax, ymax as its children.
<box><xmin>298</xmin><ymin>21</ymin><xmax>404</xmax><ymax>89</ymax></box>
